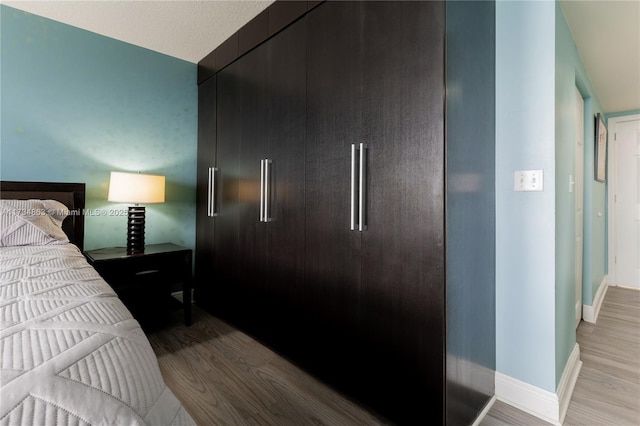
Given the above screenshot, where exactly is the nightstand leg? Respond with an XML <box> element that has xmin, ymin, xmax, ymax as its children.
<box><xmin>184</xmin><ymin>252</ymin><xmax>193</xmax><ymax>326</ymax></box>
<box><xmin>184</xmin><ymin>283</ymin><xmax>192</xmax><ymax>326</ymax></box>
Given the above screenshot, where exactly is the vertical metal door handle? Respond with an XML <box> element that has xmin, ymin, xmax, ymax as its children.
<box><xmin>351</xmin><ymin>144</ymin><xmax>358</xmax><ymax>231</ymax></box>
<box><xmin>359</xmin><ymin>143</ymin><xmax>367</xmax><ymax>231</ymax></box>
<box><xmin>208</xmin><ymin>167</ymin><xmax>213</xmax><ymax>217</ymax></box>
<box><xmin>260</xmin><ymin>160</ymin><xmax>265</xmax><ymax>222</ymax></box>
<box><xmin>207</xmin><ymin>167</ymin><xmax>218</xmax><ymax>217</ymax></box>
<box><xmin>264</xmin><ymin>159</ymin><xmax>272</xmax><ymax>222</ymax></box>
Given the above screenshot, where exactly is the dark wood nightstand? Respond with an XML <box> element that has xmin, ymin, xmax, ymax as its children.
<box><xmin>84</xmin><ymin>243</ymin><xmax>192</xmax><ymax>328</ymax></box>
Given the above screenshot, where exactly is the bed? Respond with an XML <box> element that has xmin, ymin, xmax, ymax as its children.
<box><xmin>0</xmin><ymin>181</ymin><xmax>195</xmax><ymax>425</ymax></box>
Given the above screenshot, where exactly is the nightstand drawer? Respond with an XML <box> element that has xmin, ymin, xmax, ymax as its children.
<box><xmin>94</xmin><ymin>256</ymin><xmax>182</xmax><ymax>290</ymax></box>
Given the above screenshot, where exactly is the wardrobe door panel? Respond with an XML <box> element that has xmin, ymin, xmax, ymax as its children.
<box><xmin>213</xmin><ymin>61</ymin><xmax>242</xmax><ymax>316</ymax></box>
<box><xmin>236</xmin><ymin>43</ymin><xmax>269</xmax><ymax>323</ymax></box>
<box><xmin>195</xmin><ymin>76</ymin><xmax>216</xmax><ymax>304</ymax></box>
<box><xmin>305</xmin><ymin>0</ymin><xmax>363</xmax><ymax>370</ymax></box>
<box><xmin>359</xmin><ymin>1</ymin><xmax>446</xmax><ymax>421</ymax></box>
<box><xmin>266</xmin><ymin>18</ymin><xmax>307</xmax><ymax>334</ymax></box>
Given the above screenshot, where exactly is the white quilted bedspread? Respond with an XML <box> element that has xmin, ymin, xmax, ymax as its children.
<box><xmin>0</xmin><ymin>245</ymin><xmax>195</xmax><ymax>426</ymax></box>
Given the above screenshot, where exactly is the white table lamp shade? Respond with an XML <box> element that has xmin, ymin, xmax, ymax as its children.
<box><xmin>108</xmin><ymin>172</ymin><xmax>165</xmax><ymax>204</ymax></box>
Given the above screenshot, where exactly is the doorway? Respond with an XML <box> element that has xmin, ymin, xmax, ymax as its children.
<box><xmin>608</xmin><ymin>114</ymin><xmax>640</xmax><ymax>289</ymax></box>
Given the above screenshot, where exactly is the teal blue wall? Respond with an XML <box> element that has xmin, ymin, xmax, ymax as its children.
<box><xmin>607</xmin><ymin>109</ymin><xmax>640</xmax><ymax>120</ymax></box>
<box><xmin>554</xmin><ymin>1</ymin><xmax>606</xmax><ymax>386</ymax></box>
<box><xmin>0</xmin><ymin>6</ymin><xmax>197</xmax><ymax>252</ymax></box>
<box><xmin>496</xmin><ymin>0</ymin><xmax>557</xmax><ymax>392</ymax></box>
<box><xmin>556</xmin><ymin>3</ymin><xmax>607</xmax><ymax>381</ymax></box>
<box><xmin>497</xmin><ymin>0</ymin><xmax>609</xmax><ymax>394</ymax></box>
<box><xmin>446</xmin><ymin>1</ymin><xmax>496</xmax><ymax>422</ymax></box>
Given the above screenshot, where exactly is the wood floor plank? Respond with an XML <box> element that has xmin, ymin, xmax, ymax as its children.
<box><xmin>147</xmin><ymin>307</ymin><xmax>389</xmax><ymax>425</ymax></box>
<box><xmin>263</xmin><ymin>357</ymin><xmax>388</xmax><ymax>425</ymax></box>
<box><xmin>482</xmin><ymin>400</ymin><xmax>550</xmax><ymax>425</ymax></box>
<box><xmin>255</xmin><ymin>361</ymin><xmax>386</xmax><ymax>426</ymax></box>
<box><xmin>149</xmin><ymin>324</ymin><xmax>254</xmax><ymax>425</ymax></box>
<box><xmin>565</xmin><ymin>289</ymin><xmax>640</xmax><ymax>426</ymax></box>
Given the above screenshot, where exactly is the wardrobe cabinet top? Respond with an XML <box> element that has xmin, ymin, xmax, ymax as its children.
<box><xmin>198</xmin><ymin>0</ymin><xmax>323</xmax><ymax>84</ymax></box>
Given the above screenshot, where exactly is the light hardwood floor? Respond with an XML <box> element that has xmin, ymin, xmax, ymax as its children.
<box><xmin>148</xmin><ymin>286</ymin><xmax>639</xmax><ymax>425</ymax></box>
<box><xmin>483</xmin><ymin>286</ymin><xmax>640</xmax><ymax>425</ymax></box>
<box><xmin>147</xmin><ymin>307</ymin><xmax>390</xmax><ymax>425</ymax></box>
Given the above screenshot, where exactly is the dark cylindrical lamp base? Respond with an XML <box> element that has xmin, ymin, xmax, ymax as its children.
<box><xmin>127</xmin><ymin>206</ymin><xmax>146</xmax><ymax>254</ymax></box>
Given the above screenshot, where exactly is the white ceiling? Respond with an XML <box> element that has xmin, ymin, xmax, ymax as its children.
<box><xmin>560</xmin><ymin>0</ymin><xmax>640</xmax><ymax>114</ymax></box>
<box><xmin>2</xmin><ymin>0</ymin><xmax>638</xmax><ymax>113</ymax></box>
<box><xmin>1</xmin><ymin>0</ymin><xmax>274</xmax><ymax>64</ymax></box>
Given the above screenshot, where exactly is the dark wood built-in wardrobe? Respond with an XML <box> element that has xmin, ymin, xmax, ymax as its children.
<box><xmin>196</xmin><ymin>1</ymin><xmax>495</xmax><ymax>424</ymax></box>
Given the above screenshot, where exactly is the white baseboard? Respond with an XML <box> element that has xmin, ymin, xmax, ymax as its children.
<box><xmin>583</xmin><ymin>275</ymin><xmax>608</xmax><ymax>323</ymax></box>
<box><xmin>557</xmin><ymin>344</ymin><xmax>582</xmax><ymax>424</ymax></box>
<box><xmin>495</xmin><ymin>344</ymin><xmax>582</xmax><ymax>425</ymax></box>
<box><xmin>615</xmin><ymin>284</ymin><xmax>640</xmax><ymax>291</ymax></box>
<box><xmin>495</xmin><ymin>372</ymin><xmax>561</xmax><ymax>425</ymax></box>
<box><xmin>471</xmin><ymin>395</ymin><xmax>497</xmax><ymax>426</ymax></box>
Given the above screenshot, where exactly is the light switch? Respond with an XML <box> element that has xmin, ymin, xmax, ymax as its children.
<box><xmin>514</xmin><ymin>170</ymin><xmax>543</xmax><ymax>192</ymax></box>
<box><xmin>569</xmin><ymin>174</ymin><xmax>574</xmax><ymax>193</ymax></box>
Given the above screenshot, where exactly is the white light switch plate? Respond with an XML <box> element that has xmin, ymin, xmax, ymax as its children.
<box><xmin>514</xmin><ymin>170</ymin><xmax>543</xmax><ymax>191</ymax></box>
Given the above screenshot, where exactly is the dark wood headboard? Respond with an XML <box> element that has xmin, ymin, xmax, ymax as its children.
<box><xmin>0</xmin><ymin>181</ymin><xmax>86</xmax><ymax>251</ymax></box>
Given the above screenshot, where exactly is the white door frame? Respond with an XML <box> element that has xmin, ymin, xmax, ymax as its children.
<box><xmin>607</xmin><ymin>113</ymin><xmax>640</xmax><ymax>286</ymax></box>
<box><xmin>574</xmin><ymin>88</ymin><xmax>584</xmax><ymax>327</ymax></box>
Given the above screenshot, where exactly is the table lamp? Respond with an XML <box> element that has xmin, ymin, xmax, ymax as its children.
<box><xmin>107</xmin><ymin>171</ymin><xmax>165</xmax><ymax>253</ymax></box>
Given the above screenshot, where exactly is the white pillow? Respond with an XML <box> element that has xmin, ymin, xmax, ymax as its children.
<box><xmin>0</xmin><ymin>199</ymin><xmax>70</xmax><ymax>247</ymax></box>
